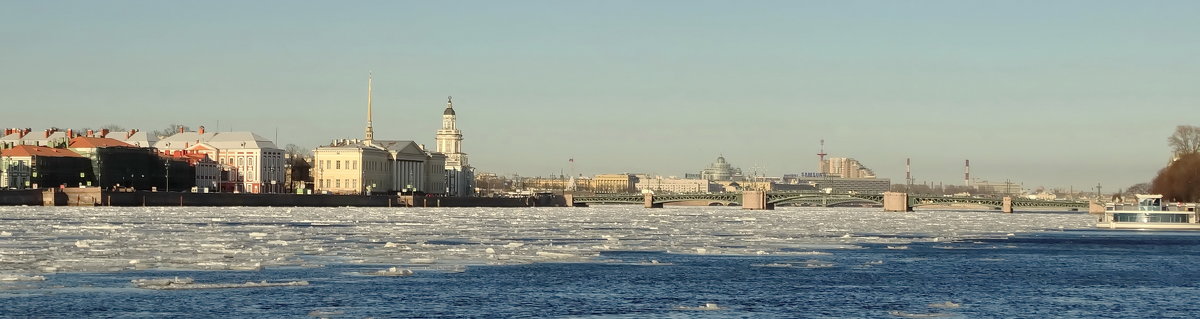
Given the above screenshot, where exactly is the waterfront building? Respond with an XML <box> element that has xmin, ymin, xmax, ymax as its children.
<box><xmin>780</xmin><ymin>174</ymin><xmax>892</xmax><ymax>194</ymax></box>
<box><xmin>593</xmin><ymin>174</ymin><xmax>638</xmax><ymax>193</ymax></box>
<box><xmin>514</xmin><ymin>176</ymin><xmax>592</xmax><ymax>193</ymax></box>
<box><xmin>284</xmin><ymin>154</ymin><xmax>313</xmax><ymax>194</ymax></box>
<box><xmin>699</xmin><ymin>156</ymin><xmax>744</xmax><ymax>181</ymax></box>
<box><xmin>436</xmin><ymin>97</ymin><xmax>474</xmax><ymax>196</ymax></box>
<box><xmin>736</xmin><ymin>181</ymin><xmax>820</xmax><ymax>192</ymax></box>
<box><xmin>0</xmin><ymin>128</ymin><xmax>70</xmax><ymax>148</ymax></box>
<box><xmin>821</xmin><ymin>157</ymin><xmax>876</xmax><ymax>179</ymax></box>
<box><xmin>971</xmin><ymin>180</ymin><xmax>1023</xmax><ymax>195</ymax></box>
<box><xmin>634</xmin><ymin>177</ymin><xmax>716</xmax><ymax>194</ymax></box>
<box><xmin>161</xmin><ymin>150</ymin><xmax>219</xmax><ymax>192</ymax></box>
<box><xmin>2</xmin><ymin>128</ymin><xmax>159</xmax><ymax>149</ymax></box>
<box><xmin>114</xmin><ymin>129</ymin><xmax>159</xmax><ymax>147</ymax></box>
<box><xmin>67</xmin><ymin>136</ymin><xmax>135</xmax><ymax>159</ymax></box>
<box><xmin>0</xmin><ymin>145</ymin><xmax>91</xmax><ymax>189</ymax></box>
<box><xmin>67</xmin><ymin>136</ymin><xmax>159</xmax><ymax>190</ymax></box>
<box><xmin>312</xmin><ymin>75</ymin><xmax>448</xmax><ymax>195</ymax></box>
<box><xmin>313</xmin><ymin>140</ymin><xmax>393</xmax><ymax>195</ymax></box>
<box><xmin>155</xmin><ymin>126</ymin><xmax>286</xmax><ymax>193</ymax></box>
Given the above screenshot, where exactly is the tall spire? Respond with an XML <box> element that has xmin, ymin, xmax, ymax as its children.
<box><xmin>365</xmin><ymin>72</ymin><xmax>374</xmax><ymax>144</ymax></box>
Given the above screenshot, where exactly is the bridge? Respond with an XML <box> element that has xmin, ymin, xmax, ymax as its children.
<box><xmin>566</xmin><ymin>191</ymin><xmax>1099</xmax><ymax>213</ymax></box>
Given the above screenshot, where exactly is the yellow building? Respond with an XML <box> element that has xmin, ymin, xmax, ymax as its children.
<box><xmin>592</xmin><ymin>174</ymin><xmax>637</xmax><ymax>193</ymax></box>
<box><xmin>312</xmin><ymin>74</ymin><xmax>449</xmax><ymax>195</ymax></box>
<box><xmin>313</xmin><ymin>141</ymin><xmax>393</xmax><ymax>194</ymax></box>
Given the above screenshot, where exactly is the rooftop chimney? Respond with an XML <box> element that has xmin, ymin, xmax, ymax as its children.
<box><xmin>198</xmin><ymin>126</ymin><xmax>206</xmax><ymax>134</ymax></box>
<box><xmin>100</xmin><ymin>129</ymin><xmax>110</xmax><ymax>138</ymax></box>
<box><xmin>127</xmin><ymin>129</ymin><xmax>136</xmax><ymax>139</ymax></box>
<box><xmin>44</xmin><ymin>129</ymin><xmax>50</xmax><ymax>138</ymax></box>
<box><xmin>67</xmin><ymin>129</ymin><xmax>74</xmax><ymax>138</ymax></box>
<box><xmin>86</xmin><ymin>129</ymin><xmax>95</xmax><ymax>137</ymax></box>
<box><xmin>178</xmin><ymin>126</ymin><xmax>185</xmax><ymax>134</ymax></box>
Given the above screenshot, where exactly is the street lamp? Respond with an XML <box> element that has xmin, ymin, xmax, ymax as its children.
<box><xmin>164</xmin><ymin>161</ymin><xmax>170</xmax><ymax>192</ymax></box>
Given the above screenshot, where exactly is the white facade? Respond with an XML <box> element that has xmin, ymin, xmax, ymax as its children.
<box><xmin>635</xmin><ymin>178</ymin><xmax>715</xmax><ymax>194</ymax></box>
<box><xmin>157</xmin><ymin>130</ymin><xmax>285</xmax><ymax>193</ymax></box>
<box><xmin>435</xmin><ymin>97</ymin><xmax>474</xmax><ymax>196</ymax></box>
<box><xmin>313</xmin><ymin>139</ymin><xmax>448</xmax><ymax>195</ymax></box>
<box><xmin>0</xmin><ymin>129</ymin><xmax>69</xmax><ymax>148</ymax></box>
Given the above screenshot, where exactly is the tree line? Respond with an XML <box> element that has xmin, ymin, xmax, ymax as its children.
<box><xmin>1150</xmin><ymin>125</ymin><xmax>1200</xmax><ymax>202</ymax></box>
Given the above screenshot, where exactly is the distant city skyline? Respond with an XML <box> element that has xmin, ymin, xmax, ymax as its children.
<box><xmin>3</xmin><ymin>0</ymin><xmax>1197</xmax><ymax>190</ymax></box>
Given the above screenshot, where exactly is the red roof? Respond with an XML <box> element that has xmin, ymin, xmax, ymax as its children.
<box><xmin>68</xmin><ymin>137</ymin><xmax>133</xmax><ymax>148</ymax></box>
<box><xmin>0</xmin><ymin>145</ymin><xmax>84</xmax><ymax>158</ymax></box>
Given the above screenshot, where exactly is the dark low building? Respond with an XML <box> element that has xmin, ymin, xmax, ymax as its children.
<box><xmin>68</xmin><ymin>137</ymin><xmax>196</xmax><ymax>191</ymax></box>
<box><xmin>0</xmin><ymin>145</ymin><xmax>92</xmax><ymax>189</ymax></box>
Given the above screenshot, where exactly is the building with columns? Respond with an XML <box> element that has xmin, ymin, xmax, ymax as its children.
<box><xmin>436</xmin><ymin>97</ymin><xmax>474</xmax><ymax>196</ymax></box>
<box><xmin>313</xmin><ymin>74</ymin><xmax>449</xmax><ymax>195</ymax></box>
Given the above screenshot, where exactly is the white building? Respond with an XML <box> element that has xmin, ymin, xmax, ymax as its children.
<box><xmin>2</xmin><ymin>128</ymin><xmax>159</xmax><ymax>148</ymax></box>
<box><xmin>435</xmin><ymin>97</ymin><xmax>474</xmax><ymax>196</ymax></box>
<box><xmin>635</xmin><ymin>177</ymin><xmax>716</xmax><ymax>194</ymax></box>
<box><xmin>1</xmin><ymin>129</ymin><xmax>70</xmax><ymax>147</ymax></box>
<box><xmin>155</xmin><ymin>126</ymin><xmax>285</xmax><ymax>193</ymax></box>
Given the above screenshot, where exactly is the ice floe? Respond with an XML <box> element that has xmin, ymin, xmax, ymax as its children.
<box><xmin>677</xmin><ymin>303</ymin><xmax>723</xmax><ymax>311</ymax></box>
<box><xmin>928</xmin><ymin>301</ymin><xmax>962</xmax><ymax>309</ymax></box>
<box><xmin>366</xmin><ymin>266</ymin><xmax>414</xmax><ymax>276</ymax></box>
<box><xmin>132</xmin><ymin>277</ymin><xmax>309</xmax><ymax>290</ymax></box>
<box><xmin>0</xmin><ymin>206</ymin><xmax>1093</xmax><ymax>274</ymax></box>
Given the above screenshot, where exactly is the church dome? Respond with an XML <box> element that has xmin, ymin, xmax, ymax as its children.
<box><xmin>443</xmin><ymin>107</ymin><xmax>456</xmax><ymax>116</ymax></box>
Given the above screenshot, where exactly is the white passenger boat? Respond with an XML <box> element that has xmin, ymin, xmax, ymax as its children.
<box><xmin>1096</xmin><ymin>195</ymin><xmax>1200</xmax><ymax>230</ymax></box>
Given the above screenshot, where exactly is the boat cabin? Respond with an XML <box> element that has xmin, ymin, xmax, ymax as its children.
<box><xmin>1098</xmin><ymin>194</ymin><xmax>1200</xmax><ymax>229</ymax></box>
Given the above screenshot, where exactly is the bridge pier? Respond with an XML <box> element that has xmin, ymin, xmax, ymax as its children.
<box><xmin>742</xmin><ymin>190</ymin><xmax>773</xmax><ymax>210</ymax></box>
<box><xmin>644</xmin><ymin>193</ymin><xmax>662</xmax><ymax>208</ymax></box>
<box><xmin>883</xmin><ymin>192</ymin><xmax>912</xmax><ymax>212</ymax></box>
<box><xmin>563</xmin><ymin>192</ymin><xmax>588</xmax><ymax>207</ymax></box>
<box><xmin>1002</xmin><ymin>197</ymin><xmax>1013</xmax><ymax>213</ymax></box>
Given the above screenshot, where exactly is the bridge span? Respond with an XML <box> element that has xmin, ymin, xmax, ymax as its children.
<box><xmin>566</xmin><ymin>191</ymin><xmax>1099</xmax><ymax>213</ymax></box>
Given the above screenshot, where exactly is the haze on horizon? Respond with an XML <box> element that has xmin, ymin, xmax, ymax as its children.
<box><xmin>2</xmin><ymin>0</ymin><xmax>1196</xmax><ymax>191</ymax></box>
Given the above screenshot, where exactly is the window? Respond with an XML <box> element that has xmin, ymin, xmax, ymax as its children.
<box><xmin>336</xmin><ymin>179</ymin><xmax>341</xmax><ymax>188</ymax></box>
<box><xmin>336</xmin><ymin>161</ymin><xmax>341</xmax><ymax>169</ymax></box>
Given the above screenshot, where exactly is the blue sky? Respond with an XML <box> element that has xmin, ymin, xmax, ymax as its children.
<box><xmin>2</xmin><ymin>0</ymin><xmax>1197</xmax><ymax>190</ymax></box>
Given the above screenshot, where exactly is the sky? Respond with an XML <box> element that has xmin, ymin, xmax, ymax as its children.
<box><xmin>2</xmin><ymin>0</ymin><xmax>1197</xmax><ymax>191</ymax></box>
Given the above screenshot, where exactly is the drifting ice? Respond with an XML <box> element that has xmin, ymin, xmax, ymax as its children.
<box><xmin>0</xmin><ymin>206</ymin><xmax>1094</xmax><ymax>274</ymax></box>
<box><xmin>132</xmin><ymin>277</ymin><xmax>309</xmax><ymax>290</ymax></box>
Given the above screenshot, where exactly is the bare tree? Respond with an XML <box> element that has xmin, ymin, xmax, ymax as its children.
<box><xmin>99</xmin><ymin>124</ymin><xmax>126</xmax><ymax>132</ymax></box>
<box><xmin>1124</xmin><ymin>182</ymin><xmax>1151</xmax><ymax>196</ymax></box>
<box><xmin>284</xmin><ymin>144</ymin><xmax>311</xmax><ymax>157</ymax></box>
<box><xmin>1150</xmin><ymin>153</ymin><xmax>1200</xmax><ymax>202</ymax></box>
<box><xmin>152</xmin><ymin>124</ymin><xmax>191</xmax><ymax>138</ymax></box>
<box><xmin>1168</xmin><ymin>125</ymin><xmax>1200</xmax><ymax>157</ymax></box>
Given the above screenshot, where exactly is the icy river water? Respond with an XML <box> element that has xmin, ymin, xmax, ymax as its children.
<box><xmin>2</xmin><ymin>206</ymin><xmax>1199</xmax><ymax>318</ymax></box>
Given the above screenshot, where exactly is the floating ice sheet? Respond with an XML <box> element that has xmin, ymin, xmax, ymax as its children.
<box><xmin>0</xmin><ymin>206</ymin><xmax>1093</xmax><ymax>274</ymax></box>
